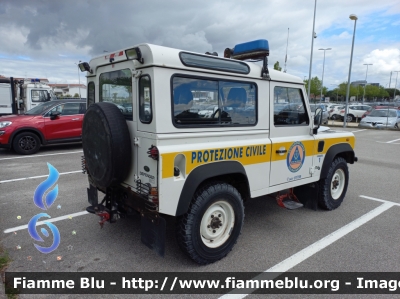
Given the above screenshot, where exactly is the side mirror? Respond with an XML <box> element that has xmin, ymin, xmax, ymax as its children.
<box><xmin>313</xmin><ymin>107</ymin><xmax>323</xmax><ymax>134</ymax></box>
<box><xmin>50</xmin><ymin>111</ymin><xmax>61</xmax><ymax>120</ymax></box>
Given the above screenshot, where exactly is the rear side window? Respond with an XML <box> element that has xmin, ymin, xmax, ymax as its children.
<box><xmin>87</xmin><ymin>82</ymin><xmax>95</xmax><ymax>107</ymax></box>
<box><xmin>99</xmin><ymin>69</ymin><xmax>133</xmax><ymax>120</ymax></box>
<box><xmin>172</xmin><ymin>76</ymin><xmax>257</xmax><ymax>127</ymax></box>
<box><xmin>45</xmin><ymin>102</ymin><xmax>82</xmax><ymax>116</ymax></box>
<box><xmin>139</xmin><ymin>75</ymin><xmax>152</xmax><ymax>123</ymax></box>
<box><xmin>273</xmin><ymin>87</ymin><xmax>309</xmax><ymax>126</ymax></box>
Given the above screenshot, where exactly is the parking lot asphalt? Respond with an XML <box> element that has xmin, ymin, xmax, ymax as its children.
<box><xmin>1</xmin><ymin>128</ymin><xmax>399</xmax><ymax>298</ymax></box>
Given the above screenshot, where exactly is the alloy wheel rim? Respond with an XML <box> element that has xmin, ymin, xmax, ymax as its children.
<box><xmin>19</xmin><ymin>136</ymin><xmax>36</xmax><ymax>151</ymax></box>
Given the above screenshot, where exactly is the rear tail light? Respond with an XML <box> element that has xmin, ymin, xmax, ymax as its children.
<box><xmin>340</xmin><ymin>110</ymin><xmax>344</xmax><ymax>113</ymax></box>
<box><xmin>147</xmin><ymin>145</ymin><xmax>159</xmax><ymax>160</ymax></box>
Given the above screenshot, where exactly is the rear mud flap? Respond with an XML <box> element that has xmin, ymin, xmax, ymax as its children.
<box><xmin>293</xmin><ymin>183</ymin><xmax>319</xmax><ymax>211</ymax></box>
<box><xmin>87</xmin><ymin>184</ymin><xmax>98</xmax><ymax>206</ymax></box>
<box><xmin>141</xmin><ymin>213</ymin><xmax>166</xmax><ymax>257</ymax></box>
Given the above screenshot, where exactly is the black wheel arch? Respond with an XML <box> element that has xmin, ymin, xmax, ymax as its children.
<box><xmin>175</xmin><ymin>161</ymin><xmax>250</xmax><ymax>216</ymax></box>
<box><xmin>10</xmin><ymin>128</ymin><xmax>45</xmax><ymax>146</ymax></box>
<box><xmin>320</xmin><ymin>143</ymin><xmax>355</xmax><ymax>179</ymax></box>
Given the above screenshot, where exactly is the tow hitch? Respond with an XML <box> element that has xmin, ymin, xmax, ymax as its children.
<box><xmin>86</xmin><ymin>204</ymin><xmax>117</xmax><ymax>228</ymax></box>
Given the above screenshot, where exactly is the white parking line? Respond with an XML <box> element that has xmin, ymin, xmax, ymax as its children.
<box><xmin>3</xmin><ymin>211</ymin><xmax>89</xmax><ymax>234</ymax></box>
<box><xmin>351</xmin><ymin>129</ymin><xmax>367</xmax><ymax>133</ymax></box>
<box><xmin>359</xmin><ymin>195</ymin><xmax>400</xmax><ymax>206</ymax></box>
<box><xmin>0</xmin><ymin>150</ymin><xmax>83</xmax><ymax>161</ymax></box>
<box><xmin>220</xmin><ymin>201</ymin><xmax>394</xmax><ymax>299</ymax></box>
<box><xmin>0</xmin><ymin>170</ymin><xmax>82</xmax><ymax>184</ymax></box>
<box><xmin>386</xmin><ymin>138</ymin><xmax>400</xmax><ymax>144</ymax></box>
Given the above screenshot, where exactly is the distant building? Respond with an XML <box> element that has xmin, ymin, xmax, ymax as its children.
<box><xmin>48</xmin><ymin>83</ymin><xmax>87</xmax><ymax>97</ymax></box>
<box><xmin>351</xmin><ymin>80</ymin><xmax>379</xmax><ymax>87</ymax></box>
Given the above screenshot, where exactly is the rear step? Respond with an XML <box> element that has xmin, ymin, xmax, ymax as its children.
<box><xmin>276</xmin><ymin>188</ymin><xmax>304</xmax><ymax>210</ymax></box>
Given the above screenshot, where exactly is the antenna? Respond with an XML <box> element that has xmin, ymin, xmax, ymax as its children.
<box><xmin>284</xmin><ymin>28</ymin><xmax>289</xmax><ymax>73</ymax></box>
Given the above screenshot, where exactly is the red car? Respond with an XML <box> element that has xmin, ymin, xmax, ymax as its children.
<box><xmin>0</xmin><ymin>100</ymin><xmax>86</xmax><ymax>155</ymax></box>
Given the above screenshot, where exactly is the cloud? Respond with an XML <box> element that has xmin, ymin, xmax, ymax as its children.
<box><xmin>0</xmin><ymin>0</ymin><xmax>399</xmax><ymax>88</ymax></box>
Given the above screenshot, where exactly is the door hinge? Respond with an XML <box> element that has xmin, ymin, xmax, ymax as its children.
<box><xmin>133</xmin><ymin>137</ymin><xmax>140</xmax><ymax>147</ymax></box>
<box><xmin>309</xmin><ymin>167</ymin><xmax>315</xmax><ymax>175</ymax></box>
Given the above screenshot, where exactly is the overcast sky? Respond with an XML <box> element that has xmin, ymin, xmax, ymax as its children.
<box><xmin>1</xmin><ymin>0</ymin><xmax>399</xmax><ymax>91</ymax></box>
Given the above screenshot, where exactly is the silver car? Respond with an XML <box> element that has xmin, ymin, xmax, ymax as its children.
<box><xmin>358</xmin><ymin>109</ymin><xmax>400</xmax><ymax>129</ymax></box>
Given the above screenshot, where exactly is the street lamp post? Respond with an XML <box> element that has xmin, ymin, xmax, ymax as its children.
<box><xmin>362</xmin><ymin>63</ymin><xmax>372</xmax><ymax>104</ymax></box>
<box><xmin>343</xmin><ymin>14</ymin><xmax>358</xmax><ymax>128</ymax></box>
<box><xmin>74</xmin><ymin>61</ymin><xmax>82</xmax><ymax>99</ymax></box>
<box><xmin>393</xmin><ymin>71</ymin><xmax>400</xmax><ymax>101</ymax></box>
<box><xmin>307</xmin><ymin>0</ymin><xmax>317</xmax><ymax>100</ymax></box>
<box><xmin>319</xmin><ymin>48</ymin><xmax>331</xmax><ymax>103</ymax></box>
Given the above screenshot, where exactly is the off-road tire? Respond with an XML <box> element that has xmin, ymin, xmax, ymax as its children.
<box><xmin>12</xmin><ymin>132</ymin><xmax>41</xmax><ymax>155</ymax></box>
<box><xmin>82</xmin><ymin>102</ymin><xmax>132</xmax><ymax>189</ymax></box>
<box><xmin>318</xmin><ymin>157</ymin><xmax>349</xmax><ymax>210</ymax></box>
<box><xmin>176</xmin><ymin>182</ymin><xmax>244</xmax><ymax>265</ymax></box>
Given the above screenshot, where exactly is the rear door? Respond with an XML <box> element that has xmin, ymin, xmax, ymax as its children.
<box><xmin>96</xmin><ymin>65</ymin><xmax>137</xmax><ymax>187</ymax></box>
<box><xmin>269</xmin><ymin>83</ymin><xmax>315</xmax><ymax>187</ymax></box>
<box><xmin>44</xmin><ymin>102</ymin><xmax>84</xmax><ymax>140</ymax></box>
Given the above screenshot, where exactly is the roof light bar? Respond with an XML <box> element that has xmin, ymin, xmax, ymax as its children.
<box><xmin>231</xmin><ymin>39</ymin><xmax>270</xmax><ymax>60</ymax></box>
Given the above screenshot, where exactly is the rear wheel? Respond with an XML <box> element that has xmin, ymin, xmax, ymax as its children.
<box><xmin>12</xmin><ymin>132</ymin><xmax>41</xmax><ymax>155</ymax></box>
<box><xmin>318</xmin><ymin>157</ymin><xmax>349</xmax><ymax>210</ymax></box>
<box><xmin>346</xmin><ymin>114</ymin><xmax>354</xmax><ymax>122</ymax></box>
<box><xmin>176</xmin><ymin>182</ymin><xmax>244</xmax><ymax>265</ymax></box>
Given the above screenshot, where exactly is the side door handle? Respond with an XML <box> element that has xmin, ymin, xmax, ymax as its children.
<box><xmin>276</xmin><ymin>148</ymin><xmax>287</xmax><ymax>154</ymax></box>
<box><xmin>71</xmin><ymin>118</ymin><xmax>80</xmax><ymax>121</ymax></box>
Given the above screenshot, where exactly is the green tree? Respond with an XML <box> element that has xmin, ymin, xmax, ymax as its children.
<box><xmin>73</xmin><ymin>93</ymin><xmax>80</xmax><ymax>97</ymax></box>
<box><xmin>304</xmin><ymin>76</ymin><xmax>322</xmax><ymax>102</ymax></box>
<box><xmin>273</xmin><ymin>61</ymin><xmax>282</xmax><ymax>71</ymax></box>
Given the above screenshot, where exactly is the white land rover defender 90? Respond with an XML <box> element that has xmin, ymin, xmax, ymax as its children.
<box><xmin>80</xmin><ymin>39</ymin><xmax>357</xmax><ymax>265</ymax></box>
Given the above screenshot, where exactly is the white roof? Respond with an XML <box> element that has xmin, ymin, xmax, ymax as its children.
<box><xmin>88</xmin><ymin>43</ymin><xmax>303</xmax><ymax>84</ymax></box>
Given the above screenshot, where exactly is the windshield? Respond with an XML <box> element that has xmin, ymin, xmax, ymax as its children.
<box><xmin>25</xmin><ymin>101</ymin><xmax>55</xmax><ymax>115</ymax></box>
<box><xmin>369</xmin><ymin>109</ymin><xmax>397</xmax><ymax>117</ymax></box>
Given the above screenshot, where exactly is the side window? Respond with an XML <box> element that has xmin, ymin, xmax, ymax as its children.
<box><xmin>87</xmin><ymin>82</ymin><xmax>95</xmax><ymax>107</ymax></box>
<box><xmin>31</xmin><ymin>90</ymin><xmax>48</xmax><ymax>102</ymax></box>
<box><xmin>139</xmin><ymin>76</ymin><xmax>152</xmax><ymax>123</ymax></box>
<box><xmin>99</xmin><ymin>69</ymin><xmax>133</xmax><ymax>120</ymax></box>
<box><xmin>46</xmin><ymin>103</ymin><xmax>81</xmax><ymax>116</ymax></box>
<box><xmin>273</xmin><ymin>87</ymin><xmax>309</xmax><ymax>126</ymax></box>
<box><xmin>79</xmin><ymin>103</ymin><xmax>87</xmax><ymax>114</ymax></box>
<box><xmin>172</xmin><ymin>76</ymin><xmax>257</xmax><ymax>127</ymax></box>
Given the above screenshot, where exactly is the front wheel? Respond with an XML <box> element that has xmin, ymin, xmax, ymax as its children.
<box><xmin>12</xmin><ymin>132</ymin><xmax>41</xmax><ymax>155</ymax></box>
<box><xmin>176</xmin><ymin>182</ymin><xmax>244</xmax><ymax>265</ymax></box>
<box><xmin>318</xmin><ymin>157</ymin><xmax>349</xmax><ymax>210</ymax></box>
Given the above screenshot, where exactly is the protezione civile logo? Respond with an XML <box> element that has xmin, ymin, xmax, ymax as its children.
<box><xmin>27</xmin><ymin>163</ymin><xmax>61</xmax><ymax>253</ymax></box>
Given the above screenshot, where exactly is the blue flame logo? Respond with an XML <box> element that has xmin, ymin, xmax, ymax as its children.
<box><xmin>28</xmin><ymin>163</ymin><xmax>61</xmax><ymax>254</ymax></box>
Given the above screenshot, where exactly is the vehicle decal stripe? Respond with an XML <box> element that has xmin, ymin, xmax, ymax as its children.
<box><xmin>161</xmin><ymin>136</ymin><xmax>355</xmax><ymax>179</ymax></box>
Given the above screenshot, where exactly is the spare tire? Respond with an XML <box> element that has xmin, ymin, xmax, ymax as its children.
<box><xmin>82</xmin><ymin>102</ymin><xmax>132</xmax><ymax>189</ymax></box>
